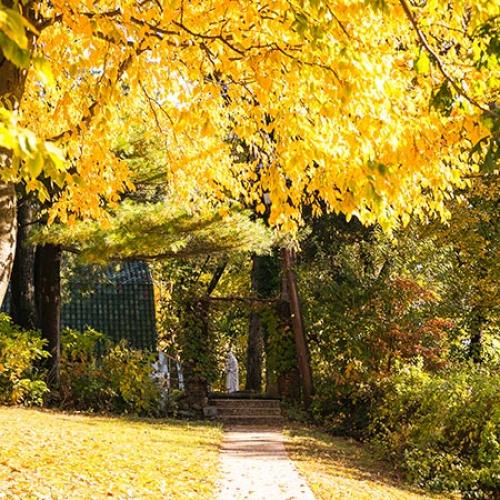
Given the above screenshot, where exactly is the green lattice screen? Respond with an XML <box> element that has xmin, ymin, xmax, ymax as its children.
<box><xmin>62</xmin><ymin>282</ymin><xmax>157</xmax><ymax>351</ymax></box>
<box><xmin>2</xmin><ymin>261</ymin><xmax>158</xmax><ymax>351</ymax></box>
<box><xmin>62</xmin><ymin>261</ymin><xmax>157</xmax><ymax>350</ymax></box>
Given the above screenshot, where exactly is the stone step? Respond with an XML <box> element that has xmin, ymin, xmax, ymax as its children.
<box><xmin>215</xmin><ymin>407</ymin><xmax>282</xmax><ymax>417</ymax></box>
<box><xmin>211</xmin><ymin>399</ymin><xmax>281</xmax><ymax>409</ymax></box>
<box><xmin>209</xmin><ymin>391</ymin><xmax>277</xmax><ymax>399</ymax></box>
<box><xmin>207</xmin><ymin>398</ymin><xmax>285</xmax><ymax>425</ymax></box>
<box><xmin>218</xmin><ymin>415</ymin><xmax>284</xmax><ymax>426</ymax></box>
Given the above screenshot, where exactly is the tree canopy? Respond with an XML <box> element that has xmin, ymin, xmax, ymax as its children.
<box><xmin>0</xmin><ymin>4</ymin><xmax>498</xmax><ymax>495</ymax></box>
<box><xmin>36</xmin><ymin>202</ymin><xmax>273</xmax><ymax>263</ymax></box>
<box><xmin>2</xmin><ymin>0</ymin><xmax>497</xmax><ymax>233</ymax></box>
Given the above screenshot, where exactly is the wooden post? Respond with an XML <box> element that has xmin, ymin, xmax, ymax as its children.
<box><xmin>281</xmin><ymin>248</ymin><xmax>313</xmax><ymax>409</ymax></box>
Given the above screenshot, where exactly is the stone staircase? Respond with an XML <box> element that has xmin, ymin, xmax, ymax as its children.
<box><xmin>208</xmin><ymin>397</ymin><xmax>284</xmax><ymax>426</ymax></box>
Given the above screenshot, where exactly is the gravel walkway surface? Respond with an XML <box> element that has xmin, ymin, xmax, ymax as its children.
<box><xmin>217</xmin><ymin>427</ymin><xmax>316</xmax><ymax>500</ymax></box>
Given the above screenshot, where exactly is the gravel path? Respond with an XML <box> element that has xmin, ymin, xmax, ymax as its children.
<box><xmin>217</xmin><ymin>427</ymin><xmax>316</xmax><ymax>500</ymax></box>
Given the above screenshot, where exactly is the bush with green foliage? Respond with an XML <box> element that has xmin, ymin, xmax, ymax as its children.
<box><xmin>0</xmin><ymin>314</ymin><xmax>49</xmax><ymax>405</ymax></box>
<box><xmin>60</xmin><ymin>328</ymin><xmax>160</xmax><ymax>416</ymax></box>
<box><xmin>370</xmin><ymin>362</ymin><xmax>500</xmax><ymax>498</ymax></box>
<box><xmin>311</xmin><ymin>377</ymin><xmax>376</xmax><ymax>438</ymax></box>
<box><xmin>102</xmin><ymin>340</ymin><xmax>161</xmax><ymax>415</ymax></box>
<box><xmin>59</xmin><ymin>327</ymin><xmax>111</xmax><ymax>410</ymax></box>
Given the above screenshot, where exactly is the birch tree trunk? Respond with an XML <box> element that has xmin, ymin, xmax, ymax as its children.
<box><xmin>0</xmin><ymin>1</ymin><xmax>30</xmax><ymax>307</ymax></box>
<box><xmin>0</xmin><ymin>182</ymin><xmax>16</xmax><ymax>307</ymax></box>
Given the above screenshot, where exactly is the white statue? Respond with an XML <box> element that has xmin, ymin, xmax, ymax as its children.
<box><xmin>225</xmin><ymin>348</ymin><xmax>239</xmax><ymax>393</ymax></box>
<box><xmin>152</xmin><ymin>351</ymin><xmax>171</xmax><ymax>390</ymax></box>
<box><xmin>152</xmin><ymin>352</ymin><xmax>185</xmax><ymax>394</ymax></box>
<box><xmin>176</xmin><ymin>357</ymin><xmax>185</xmax><ymax>391</ymax></box>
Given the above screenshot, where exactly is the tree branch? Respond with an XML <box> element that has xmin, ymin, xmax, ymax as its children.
<box><xmin>207</xmin><ymin>296</ymin><xmax>279</xmax><ymax>303</ymax></box>
<box><xmin>172</xmin><ymin>20</ymin><xmax>245</xmax><ymax>55</ymax></box>
<box><xmin>206</xmin><ymin>259</ymin><xmax>228</xmax><ymax>296</ymax></box>
<box><xmin>48</xmin><ymin>48</ymin><xmax>143</xmax><ymax>142</ymax></box>
<box><xmin>399</xmin><ymin>0</ymin><xmax>497</xmax><ymax>117</ymax></box>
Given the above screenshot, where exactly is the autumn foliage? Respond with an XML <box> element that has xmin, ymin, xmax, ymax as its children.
<box><xmin>0</xmin><ymin>2</ymin><xmax>498</xmax><ymax>497</ymax></box>
<box><xmin>1</xmin><ymin>0</ymin><xmax>497</xmax><ymax>229</ymax></box>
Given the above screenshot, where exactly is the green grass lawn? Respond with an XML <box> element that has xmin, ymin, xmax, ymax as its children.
<box><xmin>0</xmin><ymin>407</ymin><xmax>223</xmax><ymax>499</ymax></box>
<box><xmin>285</xmin><ymin>426</ymin><xmax>457</xmax><ymax>500</ymax></box>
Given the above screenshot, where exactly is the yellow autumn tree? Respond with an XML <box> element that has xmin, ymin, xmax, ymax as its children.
<box><xmin>1</xmin><ymin>0</ymin><xmax>498</xmax><ymax>304</ymax></box>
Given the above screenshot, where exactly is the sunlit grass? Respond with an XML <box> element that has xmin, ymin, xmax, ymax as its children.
<box><xmin>285</xmin><ymin>426</ymin><xmax>457</xmax><ymax>500</ymax></box>
<box><xmin>0</xmin><ymin>407</ymin><xmax>223</xmax><ymax>498</ymax></box>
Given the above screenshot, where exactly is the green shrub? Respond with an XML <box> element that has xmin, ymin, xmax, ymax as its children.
<box><xmin>59</xmin><ymin>327</ymin><xmax>111</xmax><ymax>410</ymax></box>
<box><xmin>0</xmin><ymin>314</ymin><xmax>49</xmax><ymax>405</ymax></box>
<box><xmin>60</xmin><ymin>328</ymin><xmax>160</xmax><ymax>416</ymax></box>
<box><xmin>311</xmin><ymin>378</ymin><xmax>375</xmax><ymax>438</ymax></box>
<box><xmin>102</xmin><ymin>340</ymin><xmax>160</xmax><ymax>415</ymax></box>
<box><xmin>370</xmin><ymin>362</ymin><xmax>500</xmax><ymax>498</ymax></box>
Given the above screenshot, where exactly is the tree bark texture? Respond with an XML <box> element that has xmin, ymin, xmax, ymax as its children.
<box><xmin>10</xmin><ymin>198</ymin><xmax>37</xmax><ymax>329</ymax></box>
<box><xmin>245</xmin><ymin>255</ymin><xmax>264</xmax><ymax>392</ymax></box>
<box><xmin>0</xmin><ymin>182</ymin><xmax>16</xmax><ymax>308</ymax></box>
<box><xmin>281</xmin><ymin>248</ymin><xmax>314</xmax><ymax>408</ymax></box>
<box><xmin>0</xmin><ymin>2</ymin><xmax>32</xmax><ymax>307</ymax></box>
<box><xmin>35</xmin><ymin>244</ymin><xmax>62</xmax><ymax>388</ymax></box>
<box><xmin>245</xmin><ymin>311</ymin><xmax>263</xmax><ymax>392</ymax></box>
<box><xmin>469</xmin><ymin>311</ymin><xmax>485</xmax><ymax>363</ymax></box>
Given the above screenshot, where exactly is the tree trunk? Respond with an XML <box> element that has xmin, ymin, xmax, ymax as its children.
<box><xmin>245</xmin><ymin>255</ymin><xmax>264</xmax><ymax>392</ymax></box>
<box><xmin>469</xmin><ymin>311</ymin><xmax>484</xmax><ymax>363</ymax></box>
<box><xmin>10</xmin><ymin>198</ymin><xmax>37</xmax><ymax>329</ymax></box>
<box><xmin>281</xmin><ymin>248</ymin><xmax>313</xmax><ymax>409</ymax></box>
<box><xmin>246</xmin><ymin>311</ymin><xmax>263</xmax><ymax>392</ymax></box>
<box><xmin>35</xmin><ymin>244</ymin><xmax>62</xmax><ymax>387</ymax></box>
<box><xmin>0</xmin><ymin>2</ymin><xmax>32</xmax><ymax>307</ymax></box>
<box><xmin>0</xmin><ymin>182</ymin><xmax>16</xmax><ymax>308</ymax></box>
